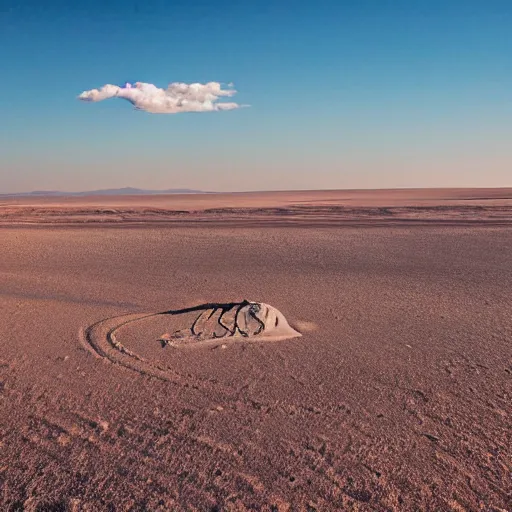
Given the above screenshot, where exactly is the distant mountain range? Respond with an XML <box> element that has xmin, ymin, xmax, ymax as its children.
<box><xmin>0</xmin><ymin>187</ymin><xmax>207</xmax><ymax>197</ymax></box>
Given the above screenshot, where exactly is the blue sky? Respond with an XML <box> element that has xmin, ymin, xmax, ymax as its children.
<box><xmin>1</xmin><ymin>0</ymin><xmax>511</xmax><ymax>192</ymax></box>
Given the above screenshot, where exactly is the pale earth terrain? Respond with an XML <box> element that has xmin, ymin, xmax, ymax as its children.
<box><xmin>1</xmin><ymin>189</ymin><xmax>511</xmax><ymax>511</ymax></box>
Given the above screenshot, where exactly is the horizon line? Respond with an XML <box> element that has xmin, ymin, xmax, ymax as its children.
<box><xmin>2</xmin><ymin>185</ymin><xmax>512</xmax><ymax>197</ymax></box>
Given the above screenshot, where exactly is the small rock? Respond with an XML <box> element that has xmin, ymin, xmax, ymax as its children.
<box><xmin>68</xmin><ymin>498</ymin><xmax>81</xmax><ymax>512</ymax></box>
<box><xmin>57</xmin><ymin>433</ymin><xmax>71</xmax><ymax>446</ymax></box>
<box><xmin>99</xmin><ymin>420</ymin><xmax>109</xmax><ymax>431</ymax></box>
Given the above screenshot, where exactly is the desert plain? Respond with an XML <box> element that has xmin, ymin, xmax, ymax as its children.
<box><xmin>1</xmin><ymin>188</ymin><xmax>511</xmax><ymax>511</ymax></box>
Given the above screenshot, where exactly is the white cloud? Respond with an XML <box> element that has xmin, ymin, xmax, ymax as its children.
<box><xmin>78</xmin><ymin>81</ymin><xmax>244</xmax><ymax>114</ymax></box>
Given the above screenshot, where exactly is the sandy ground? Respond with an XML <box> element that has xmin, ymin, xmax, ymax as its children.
<box><xmin>1</xmin><ymin>190</ymin><xmax>511</xmax><ymax>511</ymax></box>
<box><xmin>1</xmin><ymin>188</ymin><xmax>512</xmax><ymax>226</ymax></box>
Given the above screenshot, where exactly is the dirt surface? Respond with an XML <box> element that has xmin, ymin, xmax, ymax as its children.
<box><xmin>2</xmin><ymin>188</ymin><xmax>512</xmax><ymax>226</ymax></box>
<box><xmin>1</xmin><ymin>190</ymin><xmax>511</xmax><ymax>511</ymax></box>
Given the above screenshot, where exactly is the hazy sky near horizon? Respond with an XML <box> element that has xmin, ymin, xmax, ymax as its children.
<box><xmin>1</xmin><ymin>0</ymin><xmax>511</xmax><ymax>193</ymax></box>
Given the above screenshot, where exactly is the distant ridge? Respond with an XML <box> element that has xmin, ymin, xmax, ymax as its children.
<box><xmin>0</xmin><ymin>187</ymin><xmax>207</xmax><ymax>197</ymax></box>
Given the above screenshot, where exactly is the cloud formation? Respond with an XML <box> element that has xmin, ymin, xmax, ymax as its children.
<box><xmin>78</xmin><ymin>81</ymin><xmax>243</xmax><ymax>114</ymax></box>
